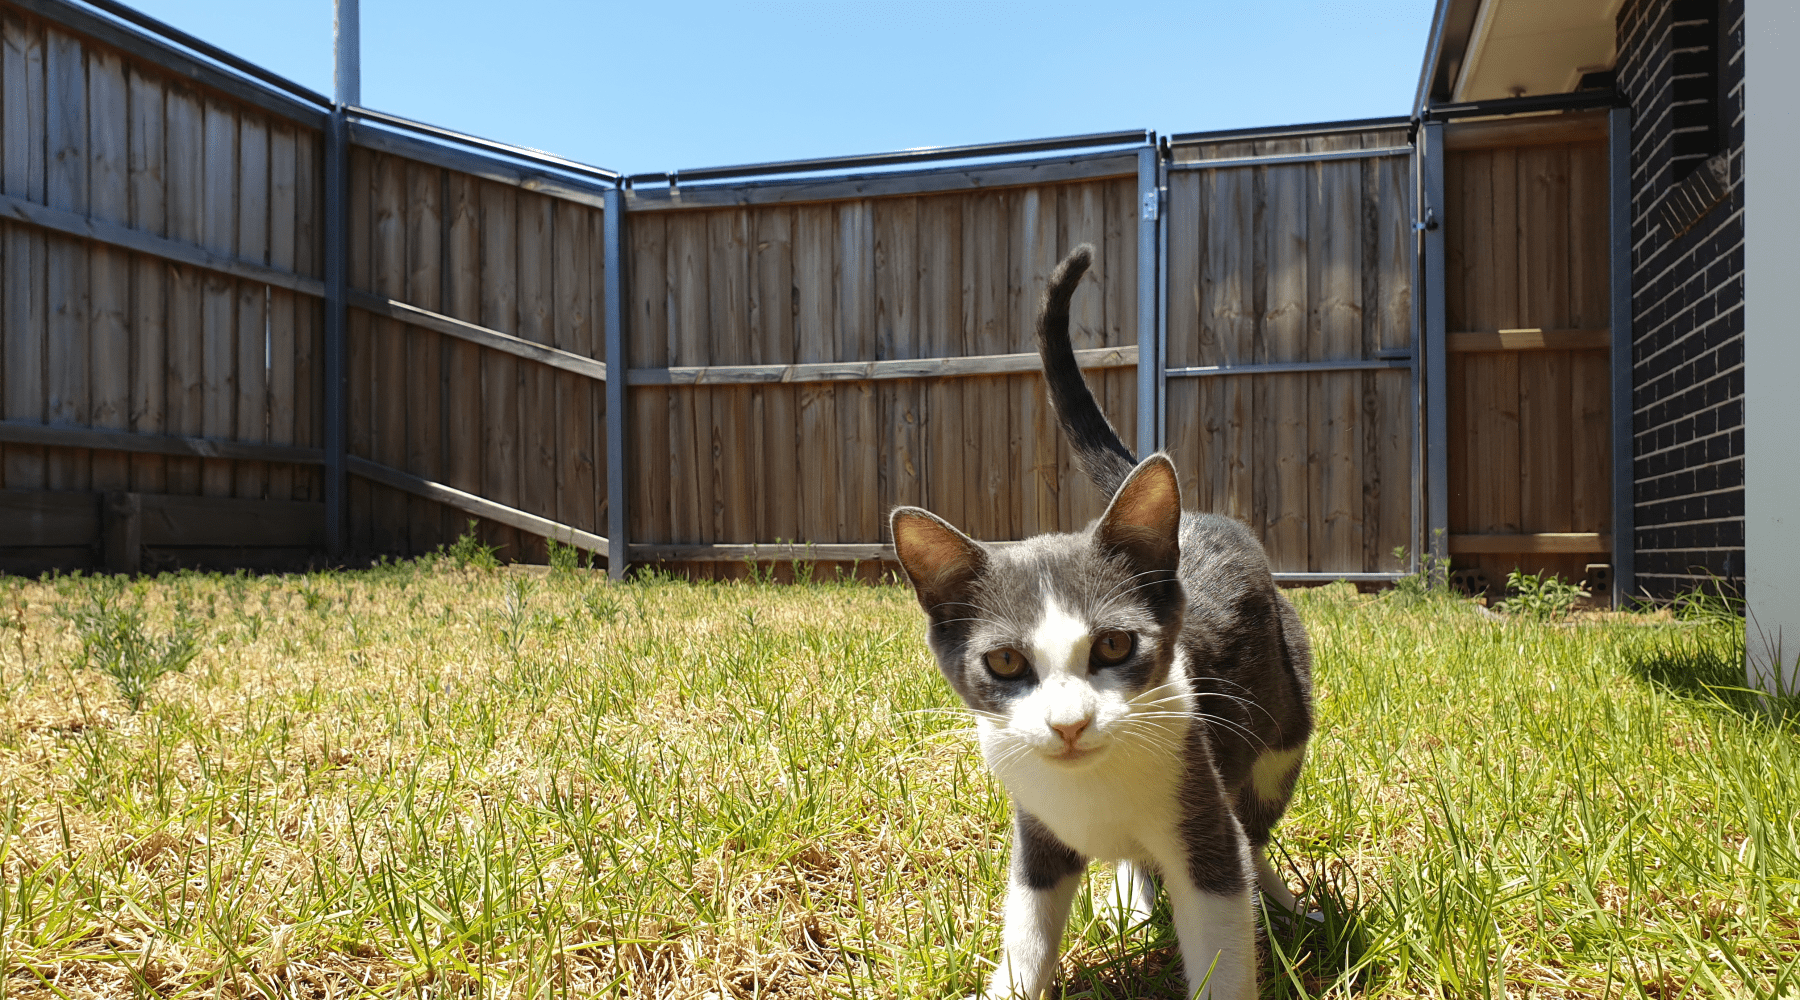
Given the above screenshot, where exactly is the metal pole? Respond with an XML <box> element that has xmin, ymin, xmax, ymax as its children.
<box><xmin>325</xmin><ymin>0</ymin><xmax>355</xmax><ymax>558</ymax></box>
<box><xmin>323</xmin><ymin>110</ymin><xmax>347</xmax><ymax>558</ymax></box>
<box><xmin>603</xmin><ymin>188</ymin><xmax>629</xmax><ymax>580</ymax></box>
<box><xmin>334</xmin><ymin>0</ymin><xmax>359</xmax><ymax>109</ymax></box>
<box><xmin>1420</xmin><ymin>121</ymin><xmax>1448</xmax><ymax>574</ymax></box>
<box><xmin>1608</xmin><ymin>106</ymin><xmax>1636</xmax><ymax>608</ymax></box>
<box><xmin>1156</xmin><ymin>144</ymin><xmax>1169</xmax><ymax>452</ymax></box>
<box><xmin>1408</xmin><ymin>135</ymin><xmax>1426</xmax><ymax>577</ymax></box>
<box><xmin>1136</xmin><ymin>145</ymin><xmax>1160</xmax><ymax>460</ymax></box>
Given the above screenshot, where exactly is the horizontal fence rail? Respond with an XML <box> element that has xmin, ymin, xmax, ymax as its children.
<box><xmin>627</xmin><ymin>346</ymin><xmax>1136</xmax><ymax>386</ymax></box>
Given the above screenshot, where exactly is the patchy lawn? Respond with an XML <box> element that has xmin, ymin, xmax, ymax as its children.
<box><xmin>0</xmin><ymin>557</ymin><xmax>1793</xmax><ymax>998</ymax></box>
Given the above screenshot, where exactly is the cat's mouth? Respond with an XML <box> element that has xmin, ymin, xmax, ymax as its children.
<box><xmin>1047</xmin><ymin>744</ymin><xmax>1104</xmax><ymax>764</ymax></box>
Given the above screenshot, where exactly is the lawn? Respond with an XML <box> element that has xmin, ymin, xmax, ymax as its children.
<box><xmin>0</xmin><ymin>551</ymin><xmax>1794</xmax><ymax>999</ymax></box>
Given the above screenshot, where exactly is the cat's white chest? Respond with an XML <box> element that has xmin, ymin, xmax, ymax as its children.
<box><xmin>983</xmin><ymin>726</ymin><xmax>1186</xmax><ymax>863</ymax></box>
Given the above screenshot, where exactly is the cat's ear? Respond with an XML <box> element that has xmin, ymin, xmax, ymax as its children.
<box><xmin>891</xmin><ymin>507</ymin><xmax>987</xmax><ymax>618</ymax></box>
<box><xmin>1094</xmin><ymin>453</ymin><xmax>1182</xmax><ymax>574</ymax></box>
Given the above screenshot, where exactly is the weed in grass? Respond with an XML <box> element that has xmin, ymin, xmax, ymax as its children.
<box><xmin>1494</xmin><ymin>568</ymin><xmax>1589</xmax><ymax>620</ymax></box>
<box><xmin>546</xmin><ymin>535</ymin><xmax>588</xmax><ymax>577</ymax></box>
<box><xmin>1383</xmin><ymin>542</ymin><xmax>1459</xmax><ymax>610</ymax></box>
<box><xmin>59</xmin><ymin>575</ymin><xmax>204</xmax><ymax>712</ymax></box>
<box><xmin>442</xmin><ymin>518</ymin><xmax>502</xmax><ymax>570</ymax></box>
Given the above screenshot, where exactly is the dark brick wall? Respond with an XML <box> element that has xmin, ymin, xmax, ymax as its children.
<box><xmin>1616</xmin><ymin>0</ymin><xmax>1745</xmax><ymax>600</ymax></box>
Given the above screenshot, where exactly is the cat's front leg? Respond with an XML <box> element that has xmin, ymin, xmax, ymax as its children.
<box><xmin>1161</xmin><ymin>821</ymin><xmax>1258</xmax><ymax>999</ymax></box>
<box><xmin>1163</xmin><ymin>874</ymin><xmax>1256</xmax><ymax>1000</ymax></box>
<box><xmin>984</xmin><ymin>811</ymin><xmax>1085</xmax><ymax>1000</ymax></box>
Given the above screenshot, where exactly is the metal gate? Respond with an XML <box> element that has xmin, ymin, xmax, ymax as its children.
<box><xmin>1143</xmin><ymin>120</ymin><xmax>1421</xmax><ymax>583</ymax></box>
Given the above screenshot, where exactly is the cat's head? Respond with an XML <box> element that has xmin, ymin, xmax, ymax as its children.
<box><xmin>891</xmin><ymin>455</ymin><xmax>1187</xmax><ymax>771</ymax></box>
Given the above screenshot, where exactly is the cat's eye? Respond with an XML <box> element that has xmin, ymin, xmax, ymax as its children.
<box><xmin>1091</xmin><ymin>630</ymin><xmax>1134</xmax><ymax>667</ymax></box>
<box><xmin>984</xmin><ymin>648</ymin><xmax>1029</xmax><ymax>679</ymax></box>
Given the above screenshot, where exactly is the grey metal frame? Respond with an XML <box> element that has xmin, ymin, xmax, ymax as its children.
<box><xmin>1165</xmin><ymin>358</ymin><xmax>1412</xmax><ymax>378</ymax></box>
<box><xmin>1609</xmin><ymin>107</ymin><xmax>1636</xmax><ymax>607</ymax></box>
<box><xmin>1156</xmin><ymin>147</ymin><xmax>1170</xmax><ymax>451</ymax></box>
<box><xmin>603</xmin><ymin>189</ymin><xmax>629</xmax><ymax>580</ymax></box>
<box><xmin>1136</xmin><ymin>146</ymin><xmax>1161</xmax><ymax>460</ymax></box>
<box><xmin>630</xmin><ymin>129</ymin><xmax>1149</xmax><ymax>187</ymax></box>
<box><xmin>1420</xmin><ymin>122</ymin><xmax>1449</xmax><ymax>570</ymax></box>
<box><xmin>1166</xmin><ymin>146</ymin><xmax>1414</xmax><ymax>171</ymax></box>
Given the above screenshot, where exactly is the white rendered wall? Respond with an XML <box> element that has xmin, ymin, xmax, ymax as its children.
<box><xmin>1746</xmin><ymin>0</ymin><xmax>1800</xmax><ymax>694</ymax></box>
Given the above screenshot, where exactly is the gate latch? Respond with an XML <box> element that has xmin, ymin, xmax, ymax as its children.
<box><xmin>1141</xmin><ymin>189</ymin><xmax>1159</xmax><ymax>221</ymax></box>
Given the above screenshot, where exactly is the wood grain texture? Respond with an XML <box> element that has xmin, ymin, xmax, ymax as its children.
<box><xmin>266</xmin><ymin>124</ymin><xmax>297</xmax><ymax>502</ymax></box>
<box><xmin>478</xmin><ymin>180</ymin><xmax>520</xmax><ymax>559</ymax></box>
<box><xmin>404</xmin><ymin>160</ymin><xmax>443</xmax><ymax>552</ymax></box>
<box><xmin>516</xmin><ymin>191</ymin><xmax>555</xmax><ymax>563</ymax></box>
<box><xmin>127</xmin><ymin>63</ymin><xmax>166</xmax><ymax>495</ymax></box>
<box><xmin>443</xmin><ymin>171</ymin><xmax>483</xmax><ymax>535</ymax></box>
<box><xmin>3</xmin><ymin>13</ymin><xmax>47</xmax><ymax>491</ymax></box>
<box><xmin>87</xmin><ymin>46</ymin><xmax>129</xmax><ymax>493</ymax></box>
<box><xmin>198</xmin><ymin>98</ymin><xmax>233</xmax><ymax>498</ymax></box>
<box><xmin>553</xmin><ymin>200</ymin><xmax>598</xmax><ymax>541</ymax></box>
<box><xmin>751</xmin><ymin>208</ymin><xmax>797</xmax><ymax>547</ymax></box>
<box><xmin>45</xmin><ymin>28</ymin><xmax>88</xmax><ymax>492</ymax></box>
<box><xmin>233</xmin><ymin>113</ymin><xmax>268</xmax><ymax>501</ymax></box>
<box><xmin>627</xmin><ymin>211</ymin><xmax>669</xmax><ymax>548</ymax></box>
<box><xmin>162</xmin><ymin>83</ymin><xmax>201</xmax><ymax>496</ymax></box>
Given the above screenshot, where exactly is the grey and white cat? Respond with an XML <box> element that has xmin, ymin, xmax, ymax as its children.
<box><xmin>890</xmin><ymin>245</ymin><xmax>1314</xmax><ymax>1000</ymax></box>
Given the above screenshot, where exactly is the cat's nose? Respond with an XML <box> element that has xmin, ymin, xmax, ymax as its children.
<box><xmin>1051</xmin><ymin>719</ymin><xmax>1089</xmax><ymax>747</ymax></box>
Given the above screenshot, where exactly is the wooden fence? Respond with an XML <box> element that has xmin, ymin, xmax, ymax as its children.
<box><xmin>0</xmin><ymin>0</ymin><xmax>1429</xmax><ymax>583</ymax></box>
<box><xmin>618</xmin><ymin>165</ymin><xmax>1143</xmax><ymax>579</ymax></box>
<box><xmin>1163</xmin><ymin>125</ymin><xmax>1418</xmax><ymax>577</ymax></box>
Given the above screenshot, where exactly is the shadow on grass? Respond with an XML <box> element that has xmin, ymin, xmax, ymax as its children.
<box><xmin>1626</xmin><ymin>625</ymin><xmax>1800</xmax><ymax>733</ymax></box>
<box><xmin>1261</xmin><ymin>865</ymin><xmax>1378</xmax><ymax>999</ymax></box>
<box><xmin>1054</xmin><ymin>863</ymin><xmax>1377</xmax><ymax>999</ymax></box>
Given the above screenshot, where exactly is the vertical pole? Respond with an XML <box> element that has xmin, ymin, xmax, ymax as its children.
<box><xmin>1136</xmin><ymin>144</ymin><xmax>1160</xmax><ymax>460</ymax></box>
<box><xmin>603</xmin><ymin>187</ymin><xmax>629</xmax><ymax>580</ymax></box>
<box><xmin>1420</xmin><ymin>121</ymin><xmax>1448</xmax><ymax>573</ymax></box>
<box><xmin>325</xmin><ymin>0</ymin><xmax>355</xmax><ymax>558</ymax></box>
<box><xmin>334</xmin><ymin>0</ymin><xmax>360</xmax><ymax>109</ymax></box>
<box><xmin>1608</xmin><ymin>106</ymin><xmax>1635</xmax><ymax>609</ymax></box>
<box><xmin>1155</xmin><ymin>145</ymin><xmax>1169</xmax><ymax>451</ymax></box>
<box><xmin>1408</xmin><ymin>134</ymin><xmax>1426</xmax><ymax>577</ymax></box>
<box><xmin>323</xmin><ymin>110</ymin><xmax>347</xmax><ymax>558</ymax></box>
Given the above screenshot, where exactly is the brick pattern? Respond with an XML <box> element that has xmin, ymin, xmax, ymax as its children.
<box><xmin>1617</xmin><ymin>0</ymin><xmax>1745</xmax><ymax>599</ymax></box>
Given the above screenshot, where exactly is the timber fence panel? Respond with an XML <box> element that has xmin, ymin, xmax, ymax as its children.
<box><xmin>1443</xmin><ymin>132</ymin><xmax>1612</xmax><ymax>587</ymax></box>
<box><xmin>0</xmin><ymin>6</ymin><xmax>325</xmax><ymax>553</ymax></box>
<box><xmin>620</xmin><ymin>170</ymin><xmax>1142</xmax><ymax>576</ymax></box>
<box><xmin>341</xmin><ymin>145</ymin><xmax>613</xmax><ymax>563</ymax></box>
<box><xmin>1163</xmin><ymin>125</ymin><xmax>1416</xmax><ymax>576</ymax></box>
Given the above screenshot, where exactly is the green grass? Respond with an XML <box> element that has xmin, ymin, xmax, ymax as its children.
<box><xmin>0</xmin><ymin>562</ymin><xmax>1793</xmax><ymax>998</ymax></box>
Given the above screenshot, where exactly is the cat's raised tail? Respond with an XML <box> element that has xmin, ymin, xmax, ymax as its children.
<box><xmin>1036</xmin><ymin>243</ymin><xmax>1138</xmax><ymax>498</ymax></box>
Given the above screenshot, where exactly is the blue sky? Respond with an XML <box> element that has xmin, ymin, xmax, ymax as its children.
<box><xmin>125</xmin><ymin>1</ymin><xmax>1437</xmax><ymax>175</ymax></box>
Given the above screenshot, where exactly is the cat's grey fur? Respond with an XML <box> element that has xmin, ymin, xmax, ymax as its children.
<box><xmin>890</xmin><ymin>244</ymin><xmax>1314</xmax><ymax>999</ymax></box>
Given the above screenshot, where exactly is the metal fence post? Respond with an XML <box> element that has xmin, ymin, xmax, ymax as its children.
<box><xmin>1136</xmin><ymin>144</ymin><xmax>1160</xmax><ymax>460</ymax></box>
<box><xmin>323</xmin><ymin>108</ymin><xmax>348</xmax><ymax>557</ymax></box>
<box><xmin>603</xmin><ymin>187</ymin><xmax>629</xmax><ymax>580</ymax></box>
<box><xmin>1608</xmin><ymin>106</ymin><xmax>1635</xmax><ymax>608</ymax></box>
<box><xmin>1420</xmin><ymin>121</ymin><xmax>1448</xmax><ymax>573</ymax></box>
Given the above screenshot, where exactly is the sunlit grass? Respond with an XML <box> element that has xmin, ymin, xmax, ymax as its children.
<box><xmin>0</xmin><ymin>559</ymin><xmax>1792</xmax><ymax>998</ymax></box>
